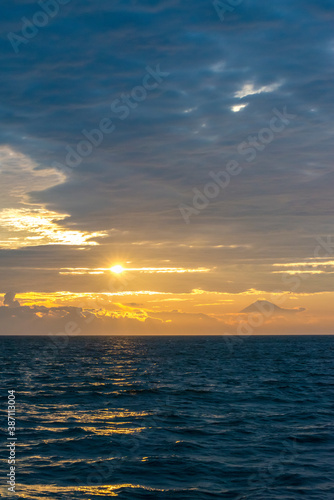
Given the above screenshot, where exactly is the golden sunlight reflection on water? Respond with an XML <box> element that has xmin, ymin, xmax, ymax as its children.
<box><xmin>14</xmin><ymin>483</ymin><xmax>167</xmax><ymax>499</ymax></box>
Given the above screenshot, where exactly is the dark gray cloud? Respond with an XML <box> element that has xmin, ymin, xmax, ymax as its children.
<box><xmin>3</xmin><ymin>292</ymin><xmax>20</xmax><ymax>308</ymax></box>
<box><xmin>0</xmin><ymin>0</ymin><xmax>334</xmax><ymax>295</ymax></box>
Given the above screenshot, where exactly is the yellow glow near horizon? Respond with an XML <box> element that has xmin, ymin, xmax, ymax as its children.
<box><xmin>110</xmin><ymin>265</ymin><xmax>124</xmax><ymax>274</ymax></box>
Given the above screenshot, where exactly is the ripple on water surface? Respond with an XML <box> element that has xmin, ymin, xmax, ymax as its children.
<box><xmin>0</xmin><ymin>335</ymin><xmax>333</xmax><ymax>499</ymax></box>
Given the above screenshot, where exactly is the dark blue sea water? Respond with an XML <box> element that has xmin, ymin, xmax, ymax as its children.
<box><xmin>0</xmin><ymin>335</ymin><xmax>333</xmax><ymax>499</ymax></box>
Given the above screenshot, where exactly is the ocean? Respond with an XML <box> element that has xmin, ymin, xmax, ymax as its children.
<box><xmin>0</xmin><ymin>335</ymin><xmax>333</xmax><ymax>499</ymax></box>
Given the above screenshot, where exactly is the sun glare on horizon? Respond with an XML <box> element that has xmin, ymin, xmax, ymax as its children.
<box><xmin>110</xmin><ymin>265</ymin><xmax>124</xmax><ymax>274</ymax></box>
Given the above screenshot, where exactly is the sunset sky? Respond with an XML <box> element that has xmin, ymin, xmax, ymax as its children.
<box><xmin>1</xmin><ymin>0</ymin><xmax>334</xmax><ymax>334</ymax></box>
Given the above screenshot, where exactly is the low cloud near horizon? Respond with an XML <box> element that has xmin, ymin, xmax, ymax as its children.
<box><xmin>0</xmin><ymin>293</ymin><xmax>331</xmax><ymax>336</ymax></box>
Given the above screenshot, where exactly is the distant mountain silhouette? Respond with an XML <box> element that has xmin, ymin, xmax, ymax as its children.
<box><xmin>241</xmin><ymin>300</ymin><xmax>305</xmax><ymax>315</ymax></box>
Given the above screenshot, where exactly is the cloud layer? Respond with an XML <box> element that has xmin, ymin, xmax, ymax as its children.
<box><xmin>1</xmin><ymin>0</ymin><xmax>334</xmax><ymax>333</ymax></box>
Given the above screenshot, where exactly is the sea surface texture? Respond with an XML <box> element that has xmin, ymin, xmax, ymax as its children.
<box><xmin>0</xmin><ymin>335</ymin><xmax>333</xmax><ymax>499</ymax></box>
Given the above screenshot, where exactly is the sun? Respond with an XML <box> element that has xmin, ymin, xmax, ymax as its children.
<box><xmin>110</xmin><ymin>265</ymin><xmax>124</xmax><ymax>274</ymax></box>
